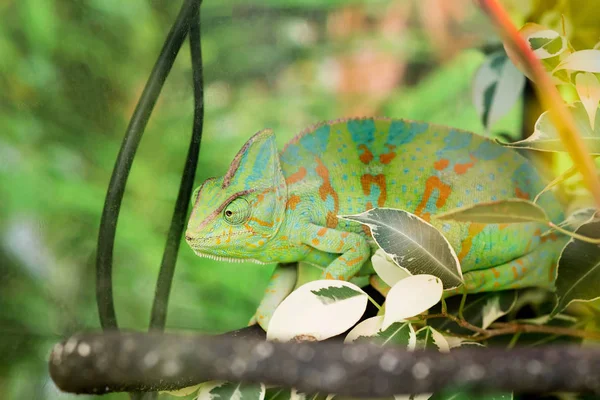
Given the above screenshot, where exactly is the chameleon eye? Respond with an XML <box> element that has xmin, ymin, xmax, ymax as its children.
<box><xmin>223</xmin><ymin>197</ymin><xmax>250</xmax><ymax>225</ymax></box>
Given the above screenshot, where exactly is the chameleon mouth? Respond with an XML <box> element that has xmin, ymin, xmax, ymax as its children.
<box><xmin>190</xmin><ymin>248</ymin><xmax>268</xmax><ymax>265</ymax></box>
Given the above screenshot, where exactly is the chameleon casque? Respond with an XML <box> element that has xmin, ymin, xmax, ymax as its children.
<box><xmin>185</xmin><ymin>118</ymin><xmax>566</xmax><ymax>330</ymax></box>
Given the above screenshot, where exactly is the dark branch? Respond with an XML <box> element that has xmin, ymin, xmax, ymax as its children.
<box><xmin>49</xmin><ymin>332</ymin><xmax>600</xmax><ymax>396</ymax></box>
<box><xmin>95</xmin><ymin>0</ymin><xmax>199</xmax><ymax>330</ymax></box>
<box><xmin>149</xmin><ymin>0</ymin><xmax>204</xmax><ymax>332</ymax></box>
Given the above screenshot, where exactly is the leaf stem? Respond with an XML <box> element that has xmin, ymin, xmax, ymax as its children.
<box><xmin>366</xmin><ymin>294</ymin><xmax>382</xmax><ymax>311</ymax></box>
<box><xmin>548</xmin><ymin>222</ymin><xmax>600</xmax><ymax>244</ymax></box>
<box><xmin>417</xmin><ymin>313</ymin><xmax>600</xmax><ymax>341</ymax></box>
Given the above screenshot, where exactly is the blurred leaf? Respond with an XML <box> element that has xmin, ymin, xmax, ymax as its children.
<box><xmin>472</xmin><ymin>51</ymin><xmax>525</xmax><ymax>131</ymax></box>
<box><xmin>435</xmin><ymin>199</ymin><xmax>549</xmax><ymax>224</ymax></box>
<box><xmin>500</xmin><ymin>101</ymin><xmax>600</xmax><ymax>153</ymax></box>
<box><xmin>575</xmin><ymin>72</ymin><xmax>600</xmax><ymax>129</ymax></box>
<box><xmin>553</xmin><ymin>220</ymin><xmax>600</xmax><ymax>315</ymax></box>
<box><xmin>556</xmin><ymin>50</ymin><xmax>600</xmax><ymax>73</ymax></box>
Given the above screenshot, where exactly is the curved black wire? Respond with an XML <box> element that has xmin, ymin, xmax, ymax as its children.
<box><xmin>150</xmin><ymin>2</ymin><xmax>203</xmax><ymax>331</ymax></box>
<box><xmin>95</xmin><ymin>0</ymin><xmax>199</xmax><ymax>330</ymax></box>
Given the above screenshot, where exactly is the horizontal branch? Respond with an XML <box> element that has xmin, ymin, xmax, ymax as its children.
<box><xmin>49</xmin><ymin>331</ymin><xmax>600</xmax><ymax>396</ymax></box>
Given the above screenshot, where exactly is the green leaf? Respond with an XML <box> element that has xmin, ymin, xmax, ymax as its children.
<box><xmin>345</xmin><ymin>316</ymin><xmax>417</xmax><ymax>350</ymax></box>
<box><xmin>342</xmin><ymin>208</ymin><xmax>462</xmax><ymax>289</ymax></box>
<box><xmin>429</xmin><ymin>292</ymin><xmax>517</xmax><ymax>335</ymax></box>
<box><xmin>553</xmin><ymin>220</ymin><xmax>600</xmax><ymax>315</ymax></box>
<box><xmin>499</xmin><ymin>101</ymin><xmax>600</xmax><ymax>153</ymax></box>
<box><xmin>472</xmin><ymin>51</ymin><xmax>525</xmax><ymax>130</ymax></box>
<box><xmin>265</xmin><ymin>388</ymin><xmax>291</xmax><ymax>400</ymax></box>
<box><xmin>311</xmin><ymin>285</ymin><xmax>363</xmax><ymax>304</ymax></box>
<box><xmin>197</xmin><ymin>381</ymin><xmax>266</xmax><ymax>400</ymax></box>
<box><xmin>415</xmin><ymin>326</ymin><xmax>449</xmax><ymax>352</ymax></box>
<box><xmin>435</xmin><ymin>199</ymin><xmax>549</xmax><ymax>224</ymax></box>
<box><xmin>526</xmin><ymin>29</ymin><xmax>567</xmax><ymax>59</ymax></box>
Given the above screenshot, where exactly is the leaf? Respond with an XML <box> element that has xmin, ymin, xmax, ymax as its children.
<box><xmin>472</xmin><ymin>51</ymin><xmax>525</xmax><ymax>130</ymax></box>
<box><xmin>415</xmin><ymin>326</ymin><xmax>449</xmax><ymax>352</ymax></box>
<box><xmin>310</xmin><ymin>285</ymin><xmax>363</xmax><ymax>304</ymax></box>
<box><xmin>342</xmin><ymin>208</ymin><xmax>462</xmax><ymax>289</ymax></box>
<box><xmin>163</xmin><ymin>384</ymin><xmax>201</xmax><ymax>397</ymax></box>
<box><xmin>429</xmin><ymin>291</ymin><xmax>517</xmax><ymax>334</ymax></box>
<box><xmin>575</xmin><ymin>72</ymin><xmax>600</xmax><ymax>130</ymax></box>
<box><xmin>556</xmin><ymin>50</ymin><xmax>600</xmax><ymax>73</ymax></box>
<box><xmin>435</xmin><ymin>199</ymin><xmax>549</xmax><ymax>224</ymax></box>
<box><xmin>553</xmin><ymin>220</ymin><xmax>600</xmax><ymax>315</ymax></box>
<box><xmin>265</xmin><ymin>388</ymin><xmax>291</xmax><ymax>400</ymax></box>
<box><xmin>196</xmin><ymin>382</ymin><xmax>266</xmax><ymax>400</ymax></box>
<box><xmin>383</xmin><ymin>275</ymin><xmax>443</xmax><ymax>330</ymax></box>
<box><xmin>266</xmin><ymin>280</ymin><xmax>368</xmax><ymax>342</ymax></box>
<box><xmin>345</xmin><ymin>316</ymin><xmax>416</xmax><ymax>350</ymax></box>
<box><xmin>372</xmin><ymin>248</ymin><xmax>411</xmax><ymax>287</ymax></box>
<box><xmin>499</xmin><ymin>101</ymin><xmax>600</xmax><ymax>153</ymax></box>
<box><xmin>563</xmin><ymin>207</ymin><xmax>598</xmax><ymax>230</ymax></box>
<box><xmin>526</xmin><ymin>29</ymin><xmax>568</xmax><ymax>59</ymax></box>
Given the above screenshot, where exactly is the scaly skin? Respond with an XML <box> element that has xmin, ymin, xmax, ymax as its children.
<box><xmin>185</xmin><ymin>118</ymin><xmax>565</xmax><ymax>330</ymax></box>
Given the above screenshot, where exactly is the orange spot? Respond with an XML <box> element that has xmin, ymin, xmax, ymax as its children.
<box><xmin>317</xmin><ymin>228</ymin><xmax>327</xmax><ymax>236</ymax></box>
<box><xmin>493</xmin><ymin>282</ymin><xmax>500</xmax><ymax>288</ymax></box>
<box><xmin>312</xmin><ymin>238</ymin><xmax>320</xmax><ymax>246</ymax></box>
<box><xmin>491</xmin><ymin>268</ymin><xmax>500</xmax><ymax>278</ymax></box>
<box><xmin>414</xmin><ymin>176</ymin><xmax>452</xmax><ymax>220</ymax></box>
<box><xmin>358</xmin><ymin>144</ymin><xmax>373</xmax><ymax>164</ymax></box>
<box><xmin>498</xmin><ymin>223</ymin><xmax>509</xmax><ymax>230</ymax></box>
<box><xmin>434</xmin><ymin>158</ymin><xmax>449</xmax><ymax>171</ymax></box>
<box><xmin>366</xmin><ymin>201</ymin><xmax>374</xmax><ymax>210</ymax></box>
<box><xmin>341</xmin><ymin>232</ymin><xmax>349</xmax><ymax>238</ymax></box>
<box><xmin>287</xmin><ymin>195</ymin><xmax>301</xmax><ymax>210</ymax></box>
<box><xmin>515</xmin><ymin>187</ymin><xmax>530</xmax><ymax>199</ymax></box>
<box><xmin>541</xmin><ymin>232</ymin><xmax>558</xmax><ymax>243</ymax></box>
<box><xmin>360</xmin><ymin>174</ymin><xmax>387</xmax><ymax>207</ymax></box>
<box><xmin>457</xmin><ymin>223</ymin><xmax>486</xmax><ymax>262</ymax></box>
<box><xmin>346</xmin><ymin>256</ymin><xmax>364</xmax><ymax>267</ymax></box>
<box><xmin>549</xmin><ymin>262</ymin><xmax>557</xmax><ymax>282</ymax></box>
<box><xmin>271</xmin><ymin>273</ymin><xmax>279</xmax><ymax>280</ymax></box>
<box><xmin>512</xmin><ymin>265</ymin><xmax>519</xmax><ymax>279</ymax></box>
<box><xmin>325</xmin><ymin>272</ymin><xmax>335</xmax><ymax>280</ymax></box>
<box><xmin>522</xmin><ymin>267</ymin><xmax>527</xmax><ymax>274</ymax></box>
<box><xmin>286</xmin><ymin>167</ymin><xmax>307</xmax><ymax>185</ymax></box>
<box><xmin>250</xmin><ymin>217</ymin><xmax>273</xmax><ymax>227</ymax></box>
<box><xmin>516</xmin><ymin>259</ymin><xmax>524</xmax><ymax>266</ymax></box>
<box><xmin>336</xmin><ymin>241</ymin><xmax>345</xmax><ymax>252</ymax></box>
<box><xmin>454</xmin><ymin>155</ymin><xmax>476</xmax><ymax>175</ymax></box>
<box><xmin>361</xmin><ymin>225</ymin><xmax>372</xmax><ymax>237</ymax></box>
<box><xmin>316</xmin><ymin>157</ymin><xmax>339</xmax><ymax>228</ymax></box>
<box><xmin>216</xmin><ymin>237</ymin><xmax>221</xmax><ymax>245</ymax></box>
<box><xmin>380</xmin><ymin>144</ymin><xmax>397</xmax><ymax>164</ymax></box>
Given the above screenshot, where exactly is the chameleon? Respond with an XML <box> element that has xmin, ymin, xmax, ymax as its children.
<box><xmin>185</xmin><ymin>117</ymin><xmax>566</xmax><ymax>330</ymax></box>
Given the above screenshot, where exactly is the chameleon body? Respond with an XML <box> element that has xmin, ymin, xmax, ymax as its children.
<box><xmin>186</xmin><ymin>118</ymin><xmax>565</xmax><ymax>329</ymax></box>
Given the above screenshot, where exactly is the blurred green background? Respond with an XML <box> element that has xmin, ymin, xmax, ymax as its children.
<box><xmin>0</xmin><ymin>0</ymin><xmax>550</xmax><ymax>398</ymax></box>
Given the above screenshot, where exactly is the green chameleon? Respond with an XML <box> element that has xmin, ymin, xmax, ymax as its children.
<box><xmin>185</xmin><ymin>118</ymin><xmax>566</xmax><ymax>330</ymax></box>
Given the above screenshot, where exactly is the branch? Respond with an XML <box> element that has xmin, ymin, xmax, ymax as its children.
<box><xmin>95</xmin><ymin>0</ymin><xmax>200</xmax><ymax>330</ymax></box>
<box><xmin>48</xmin><ymin>332</ymin><xmax>600</xmax><ymax>396</ymax></box>
<box><xmin>149</xmin><ymin>0</ymin><xmax>204</xmax><ymax>331</ymax></box>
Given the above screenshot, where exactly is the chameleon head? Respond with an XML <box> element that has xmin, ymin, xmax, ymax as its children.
<box><xmin>185</xmin><ymin>129</ymin><xmax>287</xmax><ymax>263</ymax></box>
